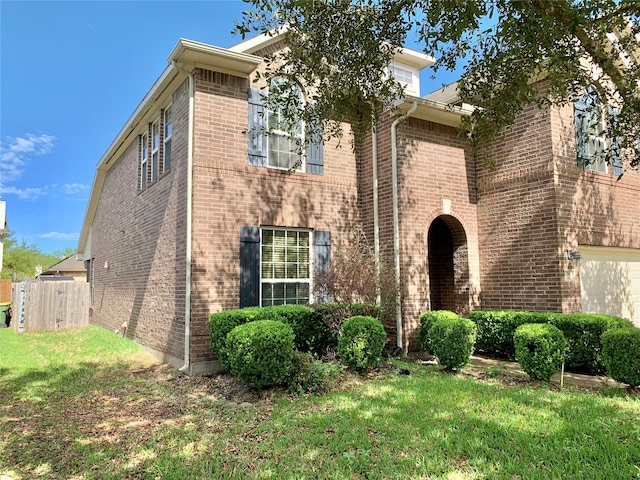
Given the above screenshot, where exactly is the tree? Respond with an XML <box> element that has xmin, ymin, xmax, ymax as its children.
<box><xmin>0</xmin><ymin>229</ymin><xmax>71</xmax><ymax>280</ymax></box>
<box><xmin>236</xmin><ymin>0</ymin><xmax>639</xmax><ymax>169</ymax></box>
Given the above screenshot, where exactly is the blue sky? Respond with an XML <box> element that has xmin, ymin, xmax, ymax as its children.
<box><xmin>1</xmin><ymin>1</ymin><xmax>459</xmax><ymax>254</ymax></box>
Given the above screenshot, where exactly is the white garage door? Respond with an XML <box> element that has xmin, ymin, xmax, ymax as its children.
<box><xmin>580</xmin><ymin>246</ymin><xmax>640</xmax><ymax>327</ymax></box>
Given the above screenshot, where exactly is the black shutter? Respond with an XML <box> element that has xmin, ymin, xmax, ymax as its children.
<box><xmin>240</xmin><ymin>226</ymin><xmax>260</xmax><ymax>308</ymax></box>
<box><xmin>248</xmin><ymin>88</ymin><xmax>267</xmax><ymax>167</ymax></box>
<box><xmin>306</xmin><ymin>104</ymin><xmax>324</xmax><ymax>175</ymax></box>
<box><xmin>314</xmin><ymin>230</ymin><xmax>331</xmax><ymax>272</ymax></box>
<box><xmin>608</xmin><ymin>106</ymin><xmax>623</xmax><ymax>177</ymax></box>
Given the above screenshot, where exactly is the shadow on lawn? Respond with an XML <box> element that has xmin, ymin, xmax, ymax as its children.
<box><xmin>2</xmin><ymin>363</ymin><xmax>640</xmax><ymax>479</ymax></box>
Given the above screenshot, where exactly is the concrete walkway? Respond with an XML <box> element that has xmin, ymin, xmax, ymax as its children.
<box><xmin>468</xmin><ymin>355</ymin><xmax>624</xmax><ymax>389</ymax></box>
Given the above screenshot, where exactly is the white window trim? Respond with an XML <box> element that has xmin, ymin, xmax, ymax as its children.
<box><xmin>140</xmin><ymin>132</ymin><xmax>148</xmax><ymax>190</ymax></box>
<box><xmin>151</xmin><ymin>119</ymin><xmax>160</xmax><ymax>182</ymax></box>
<box><xmin>259</xmin><ymin>227</ymin><xmax>313</xmax><ymax>306</ymax></box>
<box><xmin>267</xmin><ymin>78</ymin><xmax>305</xmax><ymax>172</ymax></box>
<box><xmin>575</xmin><ymin>88</ymin><xmax>608</xmax><ymax>173</ymax></box>
<box><xmin>163</xmin><ymin>104</ymin><xmax>172</xmax><ymax>173</ymax></box>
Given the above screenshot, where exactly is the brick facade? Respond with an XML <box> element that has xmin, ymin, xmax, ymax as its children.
<box><xmin>84</xmin><ymin>39</ymin><xmax>640</xmax><ymax>372</ymax></box>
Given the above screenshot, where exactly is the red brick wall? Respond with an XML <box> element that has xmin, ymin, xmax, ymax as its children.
<box><xmin>90</xmin><ymin>79</ymin><xmax>190</xmax><ymax>366</ymax></box>
<box><xmin>188</xmin><ymin>68</ymin><xmax>361</xmax><ymax>365</ymax></box>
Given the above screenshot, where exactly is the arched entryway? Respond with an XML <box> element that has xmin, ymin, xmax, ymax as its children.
<box><xmin>427</xmin><ymin>215</ymin><xmax>470</xmax><ymax>315</ymax></box>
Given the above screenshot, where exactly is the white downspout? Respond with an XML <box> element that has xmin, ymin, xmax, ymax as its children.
<box><xmin>391</xmin><ymin>101</ymin><xmax>417</xmax><ymax>352</ymax></box>
<box><xmin>173</xmin><ymin>61</ymin><xmax>195</xmax><ymax>373</ymax></box>
<box><xmin>372</xmin><ymin>126</ymin><xmax>381</xmax><ymax>305</ymax></box>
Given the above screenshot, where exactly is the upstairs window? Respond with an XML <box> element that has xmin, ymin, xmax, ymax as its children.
<box><xmin>163</xmin><ymin>105</ymin><xmax>172</xmax><ymax>173</ymax></box>
<box><xmin>140</xmin><ymin>132</ymin><xmax>148</xmax><ymax>190</ymax></box>
<box><xmin>389</xmin><ymin>65</ymin><xmax>414</xmax><ymax>86</ymax></box>
<box><xmin>267</xmin><ymin>77</ymin><xmax>304</xmax><ymax>171</ymax></box>
<box><xmin>574</xmin><ymin>87</ymin><xmax>608</xmax><ymax>173</ymax></box>
<box><xmin>151</xmin><ymin>120</ymin><xmax>160</xmax><ymax>181</ymax></box>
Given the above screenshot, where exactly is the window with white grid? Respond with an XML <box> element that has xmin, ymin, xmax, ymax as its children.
<box><xmin>261</xmin><ymin>228</ymin><xmax>310</xmax><ymax>306</ymax></box>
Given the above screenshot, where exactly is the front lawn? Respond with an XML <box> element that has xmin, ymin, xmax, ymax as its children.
<box><xmin>1</xmin><ymin>326</ymin><xmax>639</xmax><ymax>479</ymax></box>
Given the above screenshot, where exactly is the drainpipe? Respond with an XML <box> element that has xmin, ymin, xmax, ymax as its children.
<box><xmin>172</xmin><ymin>61</ymin><xmax>195</xmax><ymax>373</ymax></box>
<box><xmin>391</xmin><ymin>101</ymin><xmax>417</xmax><ymax>353</ymax></box>
<box><xmin>372</xmin><ymin>126</ymin><xmax>381</xmax><ymax>305</ymax></box>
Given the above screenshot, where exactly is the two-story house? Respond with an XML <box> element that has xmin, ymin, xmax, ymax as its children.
<box><xmin>77</xmin><ymin>32</ymin><xmax>640</xmax><ymax>373</ymax></box>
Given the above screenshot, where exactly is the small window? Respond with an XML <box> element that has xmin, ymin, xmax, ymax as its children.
<box><xmin>267</xmin><ymin>77</ymin><xmax>304</xmax><ymax>171</ymax></box>
<box><xmin>389</xmin><ymin>65</ymin><xmax>414</xmax><ymax>86</ymax></box>
<box><xmin>574</xmin><ymin>87</ymin><xmax>607</xmax><ymax>173</ymax></box>
<box><xmin>140</xmin><ymin>133</ymin><xmax>148</xmax><ymax>189</ymax></box>
<box><xmin>163</xmin><ymin>105</ymin><xmax>172</xmax><ymax>173</ymax></box>
<box><xmin>151</xmin><ymin>120</ymin><xmax>160</xmax><ymax>181</ymax></box>
<box><xmin>261</xmin><ymin>228</ymin><xmax>310</xmax><ymax>306</ymax></box>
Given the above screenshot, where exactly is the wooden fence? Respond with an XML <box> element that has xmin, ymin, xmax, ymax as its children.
<box><xmin>10</xmin><ymin>281</ymin><xmax>90</xmax><ymax>332</ymax></box>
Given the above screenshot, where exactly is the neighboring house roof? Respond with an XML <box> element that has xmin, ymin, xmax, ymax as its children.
<box><xmin>40</xmin><ymin>254</ymin><xmax>86</xmax><ymax>276</ymax></box>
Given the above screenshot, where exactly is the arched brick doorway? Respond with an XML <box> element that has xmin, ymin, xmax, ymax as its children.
<box><xmin>427</xmin><ymin>215</ymin><xmax>470</xmax><ymax>315</ymax></box>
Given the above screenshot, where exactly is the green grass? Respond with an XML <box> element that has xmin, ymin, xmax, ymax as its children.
<box><xmin>2</xmin><ymin>326</ymin><xmax>640</xmax><ymax>479</ymax></box>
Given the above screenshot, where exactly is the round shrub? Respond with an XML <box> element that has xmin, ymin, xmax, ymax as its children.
<box><xmin>428</xmin><ymin>316</ymin><xmax>477</xmax><ymax>370</ymax></box>
<box><xmin>514</xmin><ymin>323</ymin><xmax>567</xmax><ymax>381</ymax></box>
<box><xmin>601</xmin><ymin>328</ymin><xmax>640</xmax><ymax>388</ymax></box>
<box><xmin>337</xmin><ymin>316</ymin><xmax>386</xmax><ymax>374</ymax></box>
<box><xmin>419</xmin><ymin>310</ymin><xmax>459</xmax><ymax>353</ymax></box>
<box><xmin>208</xmin><ymin>307</ymin><xmax>267</xmax><ymax>368</ymax></box>
<box><xmin>225</xmin><ymin>320</ymin><xmax>295</xmax><ymax>388</ymax></box>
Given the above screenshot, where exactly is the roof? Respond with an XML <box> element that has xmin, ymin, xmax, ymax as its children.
<box><xmin>76</xmin><ymin>39</ymin><xmax>262</xmax><ymax>258</ymax></box>
<box><xmin>424</xmin><ymin>81</ymin><xmax>462</xmax><ymax>105</ymax></box>
<box><xmin>41</xmin><ymin>254</ymin><xmax>86</xmax><ymax>275</ymax></box>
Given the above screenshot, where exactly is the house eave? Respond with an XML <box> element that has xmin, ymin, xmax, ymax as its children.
<box><xmin>400</xmin><ymin>95</ymin><xmax>475</xmax><ymax>127</ymax></box>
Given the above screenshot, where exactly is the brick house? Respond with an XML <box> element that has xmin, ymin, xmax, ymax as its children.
<box><xmin>77</xmin><ymin>32</ymin><xmax>640</xmax><ymax>373</ymax></box>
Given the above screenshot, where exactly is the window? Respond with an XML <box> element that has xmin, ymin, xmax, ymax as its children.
<box><xmin>163</xmin><ymin>105</ymin><xmax>172</xmax><ymax>173</ymax></box>
<box><xmin>261</xmin><ymin>228</ymin><xmax>310</xmax><ymax>306</ymax></box>
<box><xmin>151</xmin><ymin>120</ymin><xmax>160</xmax><ymax>181</ymax></box>
<box><xmin>247</xmin><ymin>87</ymin><xmax>324</xmax><ymax>174</ymax></box>
<box><xmin>140</xmin><ymin>133</ymin><xmax>148</xmax><ymax>189</ymax></box>
<box><xmin>240</xmin><ymin>227</ymin><xmax>330</xmax><ymax>308</ymax></box>
<box><xmin>389</xmin><ymin>65</ymin><xmax>414</xmax><ymax>86</ymax></box>
<box><xmin>267</xmin><ymin>77</ymin><xmax>304</xmax><ymax>170</ymax></box>
<box><xmin>574</xmin><ymin>87</ymin><xmax>608</xmax><ymax>173</ymax></box>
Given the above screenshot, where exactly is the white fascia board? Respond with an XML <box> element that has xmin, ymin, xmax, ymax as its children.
<box><xmin>394</xmin><ymin>47</ymin><xmax>435</xmax><ymax>70</ymax></box>
<box><xmin>399</xmin><ymin>95</ymin><xmax>475</xmax><ymax>127</ymax></box>
<box><xmin>228</xmin><ymin>27</ymin><xmax>289</xmax><ymax>54</ymax></box>
<box><xmin>169</xmin><ymin>38</ymin><xmax>262</xmax><ymax>76</ymax></box>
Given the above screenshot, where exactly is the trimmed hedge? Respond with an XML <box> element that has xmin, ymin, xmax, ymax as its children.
<box><xmin>601</xmin><ymin>328</ymin><xmax>640</xmax><ymax>387</ymax></box>
<box><xmin>471</xmin><ymin>310</ymin><xmax>551</xmax><ymax>359</ymax></box>
<box><xmin>547</xmin><ymin>313</ymin><xmax>633</xmax><ymax>374</ymax></box>
<box><xmin>471</xmin><ymin>310</ymin><xmax>633</xmax><ymax>374</ymax></box>
<box><xmin>337</xmin><ymin>316</ymin><xmax>386</xmax><ymax>374</ymax></box>
<box><xmin>419</xmin><ymin>310</ymin><xmax>459</xmax><ymax>353</ymax></box>
<box><xmin>208</xmin><ymin>307</ymin><xmax>269</xmax><ymax>368</ymax></box>
<box><xmin>311</xmin><ymin>302</ymin><xmax>381</xmax><ymax>351</ymax></box>
<box><xmin>225</xmin><ymin>320</ymin><xmax>295</xmax><ymax>388</ymax></box>
<box><xmin>262</xmin><ymin>305</ymin><xmax>332</xmax><ymax>355</ymax></box>
<box><xmin>514</xmin><ymin>323</ymin><xmax>567</xmax><ymax>381</ymax></box>
<box><xmin>429</xmin><ymin>316</ymin><xmax>477</xmax><ymax>370</ymax></box>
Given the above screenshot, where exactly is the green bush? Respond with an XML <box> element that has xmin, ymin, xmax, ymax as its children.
<box><xmin>261</xmin><ymin>305</ymin><xmax>332</xmax><ymax>355</ymax></box>
<box><xmin>547</xmin><ymin>313</ymin><xmax>632</xmax><ymax>374</ymax></box>
<box><xmin>287</xmin><ymin>352</ymin><xmax>346</xmax><ymax>395</ymax></box>
<box><xmin>418</xmin><ymin>310</ymin><xmax>459</xmax><ymax>353</ymax></box>
<box><xmin>337</xmin><ymin>316</ymin><xmax>386</xmax><ymax>374</ymax></box>
<box><xmin>472</xmin><ymin>310</ymin><xmax>551</xmax><ymax>359</ymax></box>
<box><xmin>311</xmin><ymin>302</ymin><xmax>381</xmax><ymax>351</ymax></box>
<box><xmin>601</xmin><ymin>328</ymin><xmax>640</xmax><ymax>388</ymax></box>
<box><xmin>514</xmin><ymin>323</ymin><xmax>567</xmax><ymax>381</ymax></box>
<box><xmin>429</xmin><ymin>316</ymin><xmax>477</xmax><ymax>370</ymax></box>
<box><xmin>208</xmin><ymin>307</ymin><xmax>270</xmax><ymax>368</ymax></box>
<box><xmin>225</xmin><ymin>320</ymin><xmax>295</xmax><ymax>388</ymax></box>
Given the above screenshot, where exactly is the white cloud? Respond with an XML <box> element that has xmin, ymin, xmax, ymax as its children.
<box><xmin>38</xmin><ymin>231</ymin><xmax>79</xmax><ymax>240</ymax></box>
<box><xmin>0</xmin><ymin>185</ymin><xmax>47</xmax><ymax>201</ymax></box>
<box><xmin>0</xmin><ymin>133</ymin><xmax>55</xmax><ymax>183</ymax></box>
<box><xmin>64</xmin><ymin>183</ymin><xmax>90</xmax><ymax>194</ymax></box>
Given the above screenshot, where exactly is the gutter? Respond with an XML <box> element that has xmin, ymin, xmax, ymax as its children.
<box><xmin>172</xmin><ymin>61</ymin><xmax>195</xmax><ymax>373</ymax></box>
<box><xmin>372</xmin><ymin>127</ymin><xmax>381</xmax><ymax>305</ymax></box>
<box><xmin>391</xmin><ymin>101</ymin><xmax>417</xmax><ymax>353</ymax></box>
